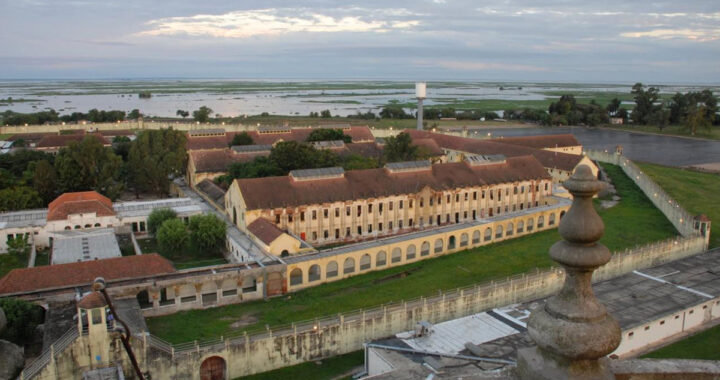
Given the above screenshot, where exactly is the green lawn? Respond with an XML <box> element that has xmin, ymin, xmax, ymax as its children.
<box><xmin>0</xmin><ymin>250</ymin><xmax>29</xmax><ymax>278</ymax></box>
<box><xmin>602</xmin><ymin>124</ymin><xmax>720</xmax><ymax>141</ymax></box>
<box><xmin>235</xmin><ymin>351</ymin><xmax>363</xmax><ymax>380</ymax></box>
<box><xmin>641</xmin><ymin>324</ymin><xmax>720</xmax><ymax>360</ymax></box>
<box><xmin>636</xmin><ymin>162</ymin><xmax>720</xmax><ymax>248</ymax></box>
<box><xmin>34</xmin><ymin>251</ymin><xmax>50</xmax><ymax>266</ymax></box>
<box><xmin>147</xmin><ymin>164</ymin><xmax>677</xmax><ymax>344</ymax></box>
<box><xmin>136</xmin><ymin>238</ymin><xmax>227</xmax><ymax>269</ymax></box>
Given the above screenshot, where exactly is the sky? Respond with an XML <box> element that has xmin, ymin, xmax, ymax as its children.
<box><xmin>1</xmin><ymin>0</ymin><xmax>719</xmax><ymax>83</ymax></box>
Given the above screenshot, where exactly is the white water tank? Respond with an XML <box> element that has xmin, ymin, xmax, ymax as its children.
<box><xmin>415</xmin><ymin>82</ymin><xmax>426</xmax><ymax>99</ymax></box>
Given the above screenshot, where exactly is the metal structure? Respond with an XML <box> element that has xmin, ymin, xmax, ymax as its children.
<box><xmin>416</xmin><ymin>82</ymin><xmax>426</xmax><ymax>130</ymax></box>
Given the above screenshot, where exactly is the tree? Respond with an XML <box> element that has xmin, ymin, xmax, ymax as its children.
<box><xmin>320</xmin><ymin>109</ymin><xmax>332</xmax><ymax>118</ymax></box>
<box><xmin>685</xmin><ymin>105</ymin><xmax>711</xmax><ymax>135</ymax></box>
<box><xmin>138</xmin><ymin>91</ymin><xmax>152</xmax><ymax>99</ymax></box>
<box><xmin>0</xmin><ymin>187</ymin><xmax>44</xmax><ymax>211</ymax></box>
<box><xmin>379</xmin><ymin>106</ymin><xmax>410</xmax><ymax>119</ymax></box>
<box><xmin>147</xmin><ymin>208</ymin><xmax>178</xmax><ymax>235</ymax></box>
<box><xmin>224</xmin><ymin>156</ymin><xmax>282</xmax><ymax>181</ymax></box>
<box><xmin>112</xmin><ymin>136</ymin><xmax>132</xmax><ymax>161</ymax></box>
<box><xmin>188</xmin><ymin>214</ymin><xmax>226</xmax><ymax>251</ymax></box>
<box><xmin>306</xmin><ymin>128</ymin><xmax>352</xmax><ymax>143</ymax></box>
<box><xmin>128</xmin><ymin>109</ymin><xmax>142</xmax><ymax>120</ymax></box>
<box><xmin>7</xmin><ymin>233</ymin><xmax>30</xmax><ymax>256</ymax></box>
<box><xmin>229</xmin><ymin>132</ymin><xmax>254</xmax><ymax>146</ymax></box>
<box><xmin>341</xmin><ymin>154</ymin><xmax>379</xmax><ymax>170</ymax></box>
<box><xmin>54</xmin><ymin>136</ymin><xmax>124</xmax><ymax>199</ymax></box>
<box><xmin>606</xmin><ymin>98</ymin><xmax>622</xmax><ymax>116</ymax></box>
<box><xmin>33</xmin><ymin>160</ymin><xmax>57</xmax><ymax>203</ymax></box>
<box><xmin>384</xmin><ymin>132</ymin><xmax>418</xmax><ymax>163</ymax></box>
<box><xmin>193</xmin><ymin>106</ymin><xmax>213</xmax><ymax>123</ymax></box>
<box><xmin>309</xmin><ymin>111</ymin><xmax>319</xmax><ymax>118</ymax></box>
<box><xmin>631</xmin><ymin>83</ymin><xmax>660</xmax><ymax>125</ymax></box>
<box><xmin>127</xmin><ymin>129</ymin><xmax>187</xmax><ymax>196</ymax></box>
<box><xmin>156</xmin><ymin>218</ymin><xmax>188</xmax><ymax>254</ymax></box>
<box><xmin>269</xmin><ymin>141</ymin><xmax>331</xmax><ymax>173</ymax></box>
<box><xmin>0</xmin><ymin>297</ymin><xmax>45</xmax><ymax>346</ymax></box>
<box><xmin>176</xmin><ymin>109</ymin><xmax>189</xmax><ymax>118</ymax></box>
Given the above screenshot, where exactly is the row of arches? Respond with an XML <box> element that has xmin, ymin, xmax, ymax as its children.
<box><xmin>289</xmin><ymin>210</ymin><xmax>565</xmax><ymax>287</ymax></box>
<box><xmin>63</xmin><ymin>223</ymin><xmax>103</xmax><ymax>230</ymax></box>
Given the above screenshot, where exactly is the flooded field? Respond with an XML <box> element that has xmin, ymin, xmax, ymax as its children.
<box><xmin>2</xmin><ymin>80</ymin><xmax>716</xmax><ymax>118</ymax></box>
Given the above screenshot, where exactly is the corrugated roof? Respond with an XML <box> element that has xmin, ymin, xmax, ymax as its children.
<box><xmin>236</xmin><ymin>156</ymin><xmax>550</xmax><ymax>210</ymax></box>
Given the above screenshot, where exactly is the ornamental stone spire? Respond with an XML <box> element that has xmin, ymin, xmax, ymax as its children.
<box><xmin>517</xmin><ymin>165</ymin><xmax>621</xmax><ymax>380</ymax></box>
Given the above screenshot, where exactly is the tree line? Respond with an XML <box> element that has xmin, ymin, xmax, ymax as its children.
<box><xmin>0</xmin><ymin>129</ymin><xmax>187</xmax><ymax>211</ymax></box>
<box><xmin>1</xmin><ymin>108</ymin><xmax>143</xmax><ymax>126</ymax></box>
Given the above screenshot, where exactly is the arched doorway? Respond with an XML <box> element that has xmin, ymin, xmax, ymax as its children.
<box><xmin>200</xmin><ymin>356</ymin><xmax>226</xmax><ymax>380</ymax></box>
<box><xmin>448</xmin><ymin>235</ymin><xmax>456</xmax><ymax>250</ymax></box>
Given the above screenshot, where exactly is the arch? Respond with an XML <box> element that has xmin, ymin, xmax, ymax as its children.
<box><xmin>549</xmin><ymin>213</ymin><xmax>556</xmax><ymax>226</ymax></box>
<box><xmin>308</xmin><ymin>264</ymin><xmax>321</xmax><ymax>282</ymax></box>
<box><xmin>538</xmin><ymin>216</ymin><xmax>545</xmax><ymax>228</ymax></box>
<box><xmin>94</xmin><ymin>223</ymin><xmax>101</xmax><ymax>227</ymax></box>
<box><xmin>343</xmin><ymin>257</ymin><xmax>355</xmax><ymax>274</ymax></box>
<box><xmin>507</xmin><ymin>222</ymin><xmax>514</xmax><ymax>236</ymax></box>
<box><xmin>376</xmin><ymin>251</ymin><xmax>387</xmax><ymax>266</ymax></box>
<box><xmin>289</xmin><ymin>268</ymin><xmax>303</xmax><ymax>286</ymax></box>
<box><xmin>64</xmin><ymin>226</ymin><xmax>71</xmax><ymax>230</ymax></box>
<box><xmin>200</xmin><ymin>356</ymin><xmax>226</xmax><ymax>380</ymax></box>
<box><xmin>484</xmin><ymin>227</ymin><xmax>492</xmax><ymax>242</ymax></box>
<box><xmin>472</xmin><ymin>230</ymin><xmax>481</xmax><ymax>244</ymax></box>
<box><xmin>517</xmin><ymin>221</ymin><xmax>524</xmax><ymax>234</ymax></box>
<box><xmin>391</xmin><ymin>247</ymin><xmax>402</xmax><ymax>263</ymax></box>
<box><xmin>460</xmin><ymin>233</ymin><xmax>469</xmax><ymax>247</ymax></box>
<box><xmin>326</xmin><ymin>261</ymin><xmax>339</xmax><ymax>278</ymax></box>
<box><xmin>406</xmin><ymin>244</ymin><xmax>416</xmax><ymax>260</ymax></box>
<box><xmin>448</xmin><ymin>235</ymin><xmax>456</xmax><ymax>249</ymax></box>
<box><xmin>434</xmin><ymin>238</ymin><xmax>444</xmax><ymax>253</ymax></box>
<box><xmin>560</xmin><ymin>210</ymin><xmax>566</xmax><ymax>219</ymax></box>
<box><xmin>421</xmin><ymin>241</ymin><xmax>430</xmax><ymax>256</ymax></box>
<box><xmin>136</xmin><ymin>290</ymin><xmax>152</xmax><ymax>309</ymax></box>
<box><xmin>527</xmin><ymin>218</ymin><xmax>534</xmax><ymax>232</ymax></box>
<box><xmin>360</xmin><ymin>254</ymin><xmax>371</xmax><ymax>270</ymax></box>
<box><xmin>495</xmin><ymin>225</ymin><xmax>504</xmax><ymax>239</ymax></box>
<box><xmin>74</xmin><ymin>225</ymin><xmax>81</xmax><ymax>229</ymax></box>
<box><xmin>84</xmin><ymin>224</ymin><xmax>91</xmax><ymax>228</ymax></box>
<box><xmin>280</xmin><ymin>250</ymin><xmax>289</xmax><ymax>258</ymax></box>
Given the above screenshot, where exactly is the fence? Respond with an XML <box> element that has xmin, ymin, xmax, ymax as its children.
<box><xmin>20</xmin><ymin>327</ymin><xmax>78</xmax><ymax>379</ymax></box>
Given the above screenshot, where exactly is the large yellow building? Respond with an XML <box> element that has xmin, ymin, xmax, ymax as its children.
<box><xmin>226</xmin><ymin>155</ymin><xmax>554</xmax><ymax>248</ymax></box>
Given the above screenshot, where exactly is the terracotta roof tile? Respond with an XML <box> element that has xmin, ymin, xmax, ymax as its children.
<box><xmin>189</xmin><ymin>149</ymin><xmax>268</xmax><ymax>173</ymax></box>
<box><xmin>247</xmin><ymin>218</ymin><xmax>285</xmax><ymax>245</ymax></box>
<box><xmin>186</xmin><ymin>135</ymin><xmax>228</xmax><ymax>151</ymax></box>
<box><xmin>0</xmin><ymin>254</ymin><xmax>175</xmax><ymax>296</ymax></box>
<box><xmin>236</xmin><ymin>126</ymin><xmax>375</xmax><ymax>146</ymax></box>
<box><xmin>405</xmin><ymin>130</ymin><xmax>583</xmax><ymax>172</ymax></box>
<box><xmin>236</xmin><ymin>156</ymin><xmax>550</xmax><ymax>210</ymax></box>
<box><xmin>77</xmin><ymin>291</ymin><xmax>108</xmax><ymax>309</ymax></box>
<box><xmin>97</xmin><ymin>129</ymin><xmax>135</xmax><ymax>137</ymax></box>
<box><xmin>47</xmin><ymin>191</ymin><xmax>115</xmax><ymax>221</ymax></box>
<box><xmin>36</xmin><ymin>133</ymin><xmax>110</xmax><ymax>148</ymax></box>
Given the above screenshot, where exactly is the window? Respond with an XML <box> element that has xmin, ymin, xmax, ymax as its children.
<box><xmin>406</xmin><ymin>245</ymin><xmax>416</xmax><ymax>260</ymax></box>
<box><xmin>324</xmin><ymin>209</ymin><xmax>328</xmax><ymax>218</ymax></box>
<box><xmin>472</xmin><ymin>230</ymin><xmax>481</xmax><ymax>244</ymax></box>
<box><xmin>473</xmin><ymin>191</ymin><xmax>477</xmax><ymax>200</ymax></box>
<box><xmin>455</xmin><ymin>194</ymin><xmax>460</xmax><ymax>202</ymax></box>
<box><xmin>357</xmin><ymin>205</ymin><xmax>362</xmax><ymax>216</ymax></box>
<box><xmin>538</xmin><ymin>216</ymin><xmax>545</xmax><ymax>228</ymax></box>
<box><xmin>434</xmin><ymin>239</ymin><xmax>444</xmax><ymax>253</ymax></box>
<box><xmin>346</xmin><ymin>227</ymin><xmax>351</xmax><ymax>237</ymax></box>
<box><xmin>464</xmin><ymin>193</ymin><xmax>468</xmax><ymax>201</ymax></box>
<box><xmin>376</xmin><ymin>251</ymin><xmax>387</xmax><ymax>266</ymax></box>
<box><xmin>498</xmin><ymin>192</ymin><xmax>502</xmax><ymax>201</ymax></box>
<box><xmin>514</xmin><ymin>187</ymin><xmax>518</xmax><ymax>194</ymax></box>
<box><xmin>312</xmin><ymin>210</ymin><xmax>317</xmax><ymax>220</ymax></box>
<box><xmin>490</xmin><ymin>191</ymin><xmax>494</xmax><ymax>200</ymax></box>
<box><xmin>409</xmin><ymin>218</ymin><xmax>414</xmax><ymax>227</ymax></box>
<box><xmin>358</xmin><ymin>226</ymin><xmax>362</xmax><ymax>235</ymax></box>
<box><xmin>301</xmin><ymin>212</ymin><xmax>305</xmax><ymax>222</ymax></box>
<box><xmin>549</xmin><ymin>214</ymin><xmax>556</xmax><ymax>226</ymax></box>
<box><xmin>507</xmin><ymin>223</ymin><xmax>514</xmax><ymax>236</ymax></box>
<box><xmin>460</xmin><ymin>233</ymin><xmax>468</xmax><ymax>247</ymax></box>
<box><xmin>91</xmin><ymin>309</ymin><xmax>102</xmax><ymax>325</ymax></box>
<box><xmin>360</xmin><ymin>254</ymin><xmax>371</xmax><ymax>270</ymax></box>
<box><xmin>379</xmin><ymin>222</ymin><xmax>383</xmax><ymax>231</ymax></box>
<box><xmin>346</xmin><ymin>206</ymin><xmax>351</xmax><ymax>216</ymax></box>
<box><xmin>409</xmin><ymin>199</ymin><xmax>414</xmax><ymax>208</ymax></box>
<box><xmin>429</xmin><ymin>197</ymin><xmax>433</xmax><ymax>206</ymax></box>
<box><xmin>309</xmin><ymin>265</ymin><xmax>321</xmax><ymax>282</ymax></box>
<box><xmin>289</xmin><ymin>214</ymin><xmax>293</xmax><ymax>222</ymax></box>
<box><xmin>368</xmin><ymin>204</ymin><xmax>373</xmax><ymax>213</ymax></box>
<box><xmin>527</xmin><ymin>218</ymin><xmax>534</xmax><ymax>231</ymax></box>
<box><xmin>392</xmin><ymin>248</ymin><xmax>402</xmax><ymax>263</ymax></box>
<box><xmin>324</xmin><ymin>230</ymin><xmax>329</xmax><ymax>238</ymax></box>
<box><xmin>496</xmin><ymin>225</ymin><xmax>504</xmax><ymax>238</ymax></box>
<box><xmin>447</xmin><ymin>195</ymin><xmax>450</xmax><ymax>203</ymax></box>
<box><xmin>379</xmin><ymin>203</ymin><xmax>384</xmax><ymax>214</ymax></box>
<box><xmin>437</xmin><ymin>196</ymin><xmax>442</xmax><ymax>205</ymax></box>
<box><xmin>327</xmin><ymin>261</ymin><xmax>338</xmax><ymax>278</ymax></box>
<box><xmin>484</xmin><ymin>228</ymin><xmax>492</xmax><ymax>241</ymax></box>
<box><xmin>275</xmin><ymin>214</ymin><xmax>280</xmax><ymax>224</ymax></box>
<box><xmin>482</xmin><ymin>190</ymin><xmax>486</xmax><ymax>199</ymax></box>
<box><xmin>368</xmin><ymin>224</ymin><xmax>373</xmax><ymax>233</ymax></box>
<box><xmin>545</xmin><ymin>183</ymin><xmax>549</xmax><ymax>191</ymax></box>
<box><xmin>389</xmin><ymin>201</ymin><xmax>394</xmax><ymax>211</ymax></box>
<box><xmin>312</xmin><ymin>232</ymin><xmax>317</xmax><ymax>240</ymax></box>
<box><xmin>335</xmin><ymin>229</ymin><xmax>339</xmax><ymax>239</ymax></box>
<box><xmin>399</xmin><ymin>200</ymin><xmax>404</xmax><ymax>209</ymax></box>
<box><xmin>472</xmin><ymin>210</ymin><xmax>476</xmax><ymax>219</ymax></box>
<box><xmin>343</xmin><ymin>258</ymin><xmax>355</xmax><ymax>274</ymax></box>
<box><xmin>517</xmin><ymin>221</ymin><xmax>524</xmax><ymax>233</ymax></box>
<box><xmin>389</xmin><ymin>221</ymin><xmax>393</xmax><ymax>230</ymax></box>
<box><xmin>290</xmin><ymin>268</ymin><xmax>303</xmax><ymax>286</ymax></box>
<box><xmin>421</xmin><ymin>241</ymin><xmax>430</xmax><ymax>256</ymax></box>
<box><xmin>335</xmin><ymin>208</ymin><xmax>339</xmax><ymax>217</ymax></box>
<box><xmin>420</xmin><ymin>198</ymin><xmax>424</xmax><ymax>207</ymax></box>
<box><xmin>399</xmin><ymin>220</ymin><xmax>403</xmax><ymax>228</ymax></box>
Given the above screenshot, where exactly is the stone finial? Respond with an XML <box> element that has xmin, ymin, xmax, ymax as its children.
<box><xmin>517</xmin><ymin>165</ymin><xmax>621</xmax><ymax>380</ymax></box>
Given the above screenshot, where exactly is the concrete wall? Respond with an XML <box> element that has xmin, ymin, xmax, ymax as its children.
<box><xmin>0</xmin><ymin>120</ymin><xmax>260</xmax><ymax>135</ymax></box>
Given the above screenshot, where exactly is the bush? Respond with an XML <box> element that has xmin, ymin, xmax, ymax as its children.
<box><xmin>0</xmin><ymin>297</ymin><xmax>44</xmax><ymax>346</ymax></box>
<box><xmin>156</xmin><ymin>218</ymin><xmax>188</xmax><ymax>254</ymax></box>
<box><xmin>189</xmin><ymin>214</ymin><xmax>226</xmax><ymax>250</ymax></box>
<box><xmin>147</xmin><ymin>208</ymin><xmax>178</xmax><ymax>235</ymax></box>
<box><xmin>229</xmin><ymin>132</ymin><xmax>254</xmax><ymax>146</ymax></box>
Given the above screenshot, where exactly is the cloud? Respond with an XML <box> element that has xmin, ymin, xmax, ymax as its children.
<box><xmin>138</xmin><ymin>8</ymin><xmax>420</xmax><ymax>38</ymax></box>
<box><xmin>621</xmin><ymin>28</ymin><xmax>720</xmax><ymax>42</ymax></box>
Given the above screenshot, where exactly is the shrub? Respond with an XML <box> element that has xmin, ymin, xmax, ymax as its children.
<box><xmin>147</xmin><ymin>208</ymin><xmax>178</xmax><ymax>235</ymax></box>
<box><xmin>156</xmin><ymin>218</ymin><xmax>188</xmax><ymax>254</ymax></box>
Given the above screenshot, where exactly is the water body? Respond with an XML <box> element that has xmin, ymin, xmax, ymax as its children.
<box><xmin>472</xmin><ymin>126</ymin><xmax>720</xmax><ymax>167</ymax></box>
<box><xmin>1</xmin><ymin>80</ymin><xmax>715</xmax><ymax>118</ymax></box>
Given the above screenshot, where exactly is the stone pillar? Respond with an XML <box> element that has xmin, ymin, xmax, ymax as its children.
<box><xmin>517</xmin><ymin>165</ymin><xmax>621</xmax><ymax>380</ymax></box>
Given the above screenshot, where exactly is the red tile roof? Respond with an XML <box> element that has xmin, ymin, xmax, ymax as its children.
<box><xmin>187</xmin><ymin>126</ymin><xmax>374</xmax><ymax>151</ymax></box>
<box><xmin>77</xmin><ymin>291</ymin><xmax>108</xmax><ymax>309</ymax></box>
<box><xmin>236</xmin><ymin>156</ymin><xmax>550</xmax><ymax>210</ymax></box>
<box><xmin>247</xmin><ymin>218</ymin><xmax>286</xmax><ymax>245</ymax></box>
<box><xmin>344</xmin><ymin>142</ymin><xmax>384</xmax><ymax>159</ymax></box>
<box><xmin>6</xmin><ymin>132</ymin><xmax>50</xmax><ymax>142</ymax></box>
<box><xmin>97</xmin><ymin>129</ymin><xmax>135</xmax><ymax>137</ymax></box>
<box><xmin>189</xmin><ymin>149</ymin><xmax>268</xmax><ymax>173</ymax></box>
<box><xmin>186</xmin><ymin>135</ymin><xmax>229</xmax><ymax>151</ymax></box>
<box><xmin>491</xmin><ymin>134</ymin><xmax>580</xmax><ymax>150</ymax></box>
<box><xmin>36</xmin><ymin>133</ymin><xmax>110</xmax><ymax>148</ymax></box>
<box><xmin>405</xmin><ymin>130</ymin><xmax>583</xmax><ymax>172</ymax></box>
<box><xmin>0</xmin><ymin>254</ymin><xmax>175</xmax><ymax>296</ymax></box>
<box><xmin>412</xmin><ymin>138</ymin><xmax>444</xmax><ymax>157</ymax></box>
<box><xmin>47</xmin><ymin>191</ymin><xmax>116</xmax><ymax>221</ymax></box>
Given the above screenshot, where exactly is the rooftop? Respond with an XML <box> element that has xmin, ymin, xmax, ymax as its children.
<box><xmin>247</xmin><ymin>218</ymin><xmax>287</xmax><ymax>245</ymax></box>
<box><xmin>51</xmin><ymin>228</ymin><xmax>122</xmax><ymax>265</ymax></box>
<box><xmin>490</xmin><ymin>134</ymin><xmax>580</xmax><ymax>150</ymax></box>
<box><xmin>47</xmin><ymin>191</ymin><xmax>115</xmax><ymax>222</ymax></box>
<box><xmin>36</xmin><ymin>133</ymin><xmax>110</xmax><ymax>149</ymax></box>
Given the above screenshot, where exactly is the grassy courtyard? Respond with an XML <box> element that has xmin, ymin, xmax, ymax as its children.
<box><xmin>136</xmin><ymin>238</ymin><xmax>227</xmax><ymax>270</ymax></box>
<box><xmin>235</xmin><ymin>351</ymin><xmax>363</xmax><ymax>380</ymax></box>
<box><xmin>0</xmin><ymin>249</ymin><xmax>28</xmax><ymax>278</ymax></box>
<box><xmin>146</xmin><ymin>163</ymin><xmax>677</xmax><ymax>344</ymax></box>
<box><xmin>641</xmin><ymin>324</ymin><xmax>720</xmax><ymax>360</ymax></box>
<box><xmin>636</xmin><ymin>162</ymin><xmax>720</xmax><ymax>248</ymax></box>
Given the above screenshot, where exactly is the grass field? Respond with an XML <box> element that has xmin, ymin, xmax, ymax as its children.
<box><xmin>636</xmin><ymin>162</ymin><xmax>720</xmax><ymax>248</ymax></box>
<box><xmin>0</xmin><ymin>250</ymin><xmax>29</xmax><ymax>278</ymax></box>
<box><xmin>235</xmin><ymin>351</ymin><xmax>363</xmax><ymax>380</ymax></box>
<box><xmin>146</xmin><ymin>164</ymin><xmax>677</xmax><ymax>344</ymax></box>
<box><xmin>136</xmin><ymin>238</ymin><xmax>227</xmax><ymax>270</ymax></box>
<box><xmin>641</xmin><ymin>324</ymin><xmax>720</xmax><ymax>360</ymax></box>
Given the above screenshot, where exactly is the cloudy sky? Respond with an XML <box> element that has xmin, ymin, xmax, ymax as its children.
<box><xmin>1</xmin><ymin>0</ymin><xmax>719</xmax><ymax>82</ymax></box>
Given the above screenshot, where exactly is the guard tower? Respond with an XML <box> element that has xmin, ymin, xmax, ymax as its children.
<box><xmin>416</xmin><ymin>82</ymin><xmax>426</xmax><ymax>130</ymax></box>
<box><xmin>77</xmin><ymin>291</ymin><xmax>113</xmax><ymax>368</ymax></box>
